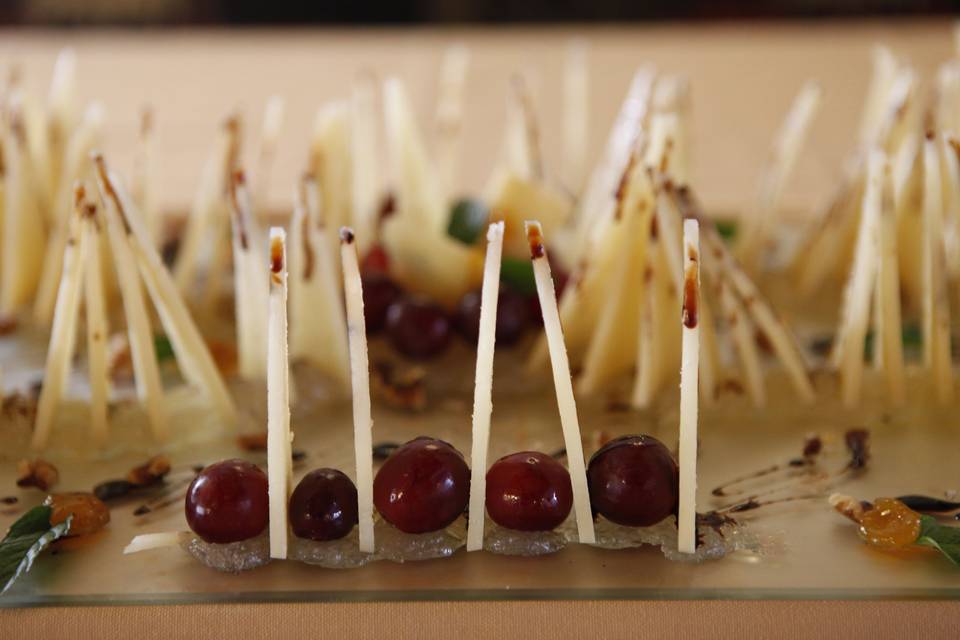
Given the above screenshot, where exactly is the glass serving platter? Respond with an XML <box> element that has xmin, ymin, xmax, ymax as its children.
<box><xmin>2</xmin><ymin>319</ymin><xmax>959</xmax><ymax>607</ymax></box>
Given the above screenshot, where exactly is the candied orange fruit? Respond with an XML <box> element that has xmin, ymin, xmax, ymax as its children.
<box><xmin>45</xmin><ymin>492</ymin><xmax>111</xmax><ymax>537</ymax></box>
<box><xmin>857</xmin><ymin>498</ymin><xmax>920</xmax><ymax>550</ymax></box>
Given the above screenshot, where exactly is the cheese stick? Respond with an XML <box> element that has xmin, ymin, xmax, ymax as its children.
<box><xmin>435</xmin><ymin>44</ymin><xmax>470</xmax><ymax>202</ymax></box>
<box><xmin>562</xmin><ymin>39</ymin><xmax>589</xmax><ymax>192</ymax></box>
<box><xmin>254</xmin><ymin>95</ymin><xmax>285</xmax><ymax>216</ymax></box>
<box><xmin>350</xmin><ymin>73</ymin><xmax>380</xmax><ymax>257</ymax></box>
<box><xmin>81</xmin><ymin>195</ymin><xmax>110</xmax><ymax>445</ymax></box>
<box><xmin>31</xmin><ymin>187</ymin><xmax>88</xmax><ymax>450</ymax></box>
<box><xmin>922</xmin><ymin>135</ymin><xmax>955</xmax><ymax>403</ymax></box>
<box><xmin>838</xmin><ymin>150</ymin><xmax>884</xmax><ymax>408</ymax></box>
<box><xmin>228</xmin><ymin>170</ymin><xmax>269</xmax><ymax>380</ymax></box>
<box><xmin>267</xmin><ymin>228</ymin><xmax>292</xmax><ymax>560</ymax></box>
<box><xmin>875</xmin><ymin>159</ymin><xmax>905</xmax><ymax>405</ymax></box>
<box><xmin>288</xmin><ymin>175</ymin><xmax>350</xmax><ymax>390</ymax></box>
<box><xmin>526</xmin><ymin>221</ymin><xmax>595</xmax><ymax>545</ymax></box>
<box><xmin>99</xmin><ymin>166</ymin><xmax>169</xmax><ymax>443</ymax></box>
<box><xmin>466</xmin><ymin>222</ymin><xmax>505</xmax><ymax>552</ymax></box>
<box><xmin>340</xmin><ymin>227</ymin><xmax>375</xmax><ymax>554</ymax></box>
<box><xmin>678</xmin><ymin>219</ymin><xmax>700</xmax><ymax>554</ymax></box>
<box><xmin>94</xmin><ymin>154</ymin><xmax>237</xmax><ymax>426</ymax></box>
<box><xmin>132</xmin><ymin>107</ymin><xmax>161</xmax><ymax>245</ymax></box>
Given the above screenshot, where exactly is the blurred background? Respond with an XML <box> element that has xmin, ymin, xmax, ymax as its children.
<box><xmin>0</xmin><ymin>0</ymin><xmax>956</xmax><ymax>25</ymax></box>
<box><xmin>0</xmin><ymin>2</ymin><xmax>954</xmax><ymax>218</ymax></box>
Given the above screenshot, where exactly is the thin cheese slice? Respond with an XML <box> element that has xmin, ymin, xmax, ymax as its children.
<box><xmin>340</xmin><ymin>227</ymin><xmax>375</xmax><ymax>554</ymax></box>
<box><xmin>31</xmin><ymin>190</ymin><xmax>88</xmax><ymax>450</ymax></box>
<box><xmin>466</xmin><ymin>222</ymin><xmax>505</xmax><ymax>552</ymax></box>
<box><xmin>124</xmin><ymin>532</ymin><xmax>185</xmax><ymax>555</ymax></box>
<box><xmin>229</xmin><ymin>171</ymin><xmax>269</xmax><ymax>380</ymax></box>
<box><xmin>837</xmin><ymin>150</ymin><xmax>884</xmax><ymax>408</ymax></box>
<box><xmin>677</xmin><ymin>218</ymin><xmax>700</xmax><ymax>554</ymax></box>
<box><xmin>81</xmin><ymin>199</ymin><xmax>110</xmax><ymax>445</ymax></box>
<box><xmin>267</xmin><ymin>228</ymin><xmax>292</xmax><ymax>560</ymax></box>
<box><xmin>289</xmin><ymin>176</ymin><xmax>350</xmax><ymax>391</ymax></box>
<box><xmin>525</xmin><ymin>221</ymin><xmax>595</xmax><ymax>545</ymax></box>
<box><xmin>254</xmin><ymin>95</ymin><xmax>285</xmax><ymax>214</ymax></box>
<box><xmin>94</xmin><ymin>155</ymin><xmax>237</xmax><ymax>426</ymax></box>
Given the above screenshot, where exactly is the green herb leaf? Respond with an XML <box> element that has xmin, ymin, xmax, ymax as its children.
<box><xmin>154</xmin><ymin>334</ymin><xmax>174</xmax><ymax>362</ymax></box>
<box><xmin>1</xmin><ymin>505</ymin><xmax>72</xmax><ymax>595</ymax></box>
<box><xmin>715</xmin><ymin>219</ymin><xmax>738</xmax><ymax>242</ymax></box>
<box><xmin>500</xmin><ymin>257</ymin><xmax>537</xmax><ymax>296</ymax></box>
<box><xmin>916</xmin><ymin>515</ymin><xmax>960</xmax><ymax>566</ymax></box>
<box><xmin>863</xmin><ymin>324</ymin><xmax>923</xmax><ymax>359</ymax></box>
<box><xmin>447</xmin><ymin>198</ymin><xmax>489</xmax><ymax>245</ymax></box>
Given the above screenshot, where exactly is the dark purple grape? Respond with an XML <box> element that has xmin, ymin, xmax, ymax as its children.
<box><xmin>185</xmin><ymin>459</ymin><xmax>269</xmax><ymax>544</ymax></box>
<box><xmin>485</xmin><ymin>451</ymin><xmax>572</xmax><ymax>531</ymax></box>
<box><xmin>373</xmin><ymin>436</ymin><xmax>470</xmax><ymax>533</ymax></box>
<box><xmin>456</xmin><ymin>289</ymin><xmax>531</xmax><ymax>346</ymax></box>
<box><xmin>385</xmin><ymin>297</ymin><xmax>452</xmax><ymax>359</ymax></box>
<box><xmin>586</xmin><ymin>435</ymin><xmax>678</xmax><ymax>527</ymax></box>
<box><xmin>288</xmin><ymin>468</ymin><xmax>358</xmax><ymax>541</ymax></box>
<box><xmin>362</xmin><ymin>273</ymin><xmax>401</xmax><ymax>334</ymax></box>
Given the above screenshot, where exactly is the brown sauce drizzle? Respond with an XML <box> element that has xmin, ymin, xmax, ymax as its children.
<box><xmin>711</xmin><ymin>430</ymin><xmax>869</xmax><ymax>516</ymax></box>
<box><xmin>270</xmin><ymin>234</ymin><xmax>284</xmax><ymax>275</ymax></box>
<box><xmin>92</xmin><ymin>153</ymin><xmax>133</xmax><ymax>235</ymax></box>
<box><xmin>297</xmin><ymin>174</ymin><xmax>316</xmax><ymax>280</ymax></box>
<box><xmin>682</xmin><ymin>263</ymin><xmax>698</xmax><ymax>329</ymax></box>
<box><xmin>228</xmin><ymin>170</ymin><xmax>249</xmax><ymax>250</ymax></box>
<box><xmin>527</xmin><ymin>224</ymin><xmax>545</xmax><ymax>259</ymax></box>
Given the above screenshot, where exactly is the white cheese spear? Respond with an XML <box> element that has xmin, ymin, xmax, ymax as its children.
<box><xmin>228</xmin><ymin>170</ymin><xmax>269</xmax><ymax>381</ymax></box>
<box><xmin>94</xmin><ymin>154</ymin><xmax>237</xmax><ymax>427</ymax></box>
<box><xmin>678</xmin><ymin>218</ymin><xmax>700</xmax><ymax>555</ymax></box>
<box><xmin>267</xmin><ymin>228</ymin><xmax>292</xmax><ymax>560</ymax></box>
<box><xmin>31</xmin><ymin>185</ymin><xmax>89</xmax><ymax>450</ymax></box>
<box><xmin>340</xmin><ymin>227</ymin><xmax>375</xmax><ymax>554</ymax></box>
<box><xmin>525</xmin><ymin>221</ymin><xmax>595</xmax><ymax>545</ymax></box>
<box><xmin>81</xmin><ymin>193</ymin><xmax>110</xmax><ymax>445</ymax></box>
<box><xmin>466</xmin><ymin>222</ymin><xmax>505</xmax><ymax>552</ymax></box>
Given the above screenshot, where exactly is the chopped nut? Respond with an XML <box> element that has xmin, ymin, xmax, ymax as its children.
<box><xmin>237</xmin><ymin>432</ymin><xmax>268</xmax><ymax>451</ymax></box>
<box><xmin>16</xmin><ymin>458</ymin><xmax>60</xmax><ymax>491</ymax></box>
<box><xmin>107</xmin><ymin>333</ymin><xmax>133</xmax><ymax>380</ymax></box>
<box><xmin>829</xmin><ymin>493</ymin><xmax>871</xmax><ymax>523</ymax></box>
<box><xmin>2</xmin><ymin>392</ymin><xmax>38</xmax><ymax>420</ymax></box>
<box><xmin>126</xmin><ymin>455</ymin><xmax>171</xmax><ymax>486</ymax></box>
<box><xmin>0</xmin><ymin>313</ymin><xmax>18</xmax><ymax>336</ymax></box>
<box><xmin>372</xmin><ymin>361</ymin><xmax>427</xmax><ymax>411</ymax></box>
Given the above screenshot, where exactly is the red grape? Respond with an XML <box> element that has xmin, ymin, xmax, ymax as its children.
<box><xmin>362</xmin><ymin>273</ymin><xmax>401</xmax><ymax>334</ymax></box>
<box><xmin>185</xmin><ymin>459</ymin><xmax>269</xmax><ymax>544</ymax></box>
<box><xmin>373</xmin><ymin>436</ymin><xmax>470</xmax><ymax>533</ymax></box>
<box><xmin>586</xmin><ymin>435</ymin><xmax>678</xmax><ymax>527</ymax></box>
<box><xmin>288</xmin><ymin>468</ymin><xmax>358</xmax><ymax>541</ymax></box>
<box><xmin>385</xmin><ymin>297</ymin><xmax>452</xmax><ymax>359</ymax></box>
<box><xmin>361</xmin><ymin>244</ymin><xmax>390</xmax><ymax>274</ymax></box>
<box><xmin>485</xmin><ymin>451</ymin><xmax>572</xmax><ymax>531</ymax></box>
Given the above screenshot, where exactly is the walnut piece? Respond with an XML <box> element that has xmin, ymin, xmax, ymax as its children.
<box><xmin>16</xmin><ymin>458</ymin><xmax>60</xmax><ymax>491</ymax></box>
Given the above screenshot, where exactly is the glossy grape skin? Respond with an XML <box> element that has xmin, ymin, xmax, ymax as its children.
<box><xmin>362</xmin><ymin>274</ymin><xmax>402</xmax><ymax>334</ymax></box>
<box><xmin>456</xmin><ymin>289</ymin><xmax>531</xmax><ymax>346</ymax></box>
<box><xmin>586</xmin><ymin>435</ymin><xmax>678</xmax><ymax>527</ymax></box>
<box><xmin>288</xmin><ymin>468</ymin><xmax>359</xmax><ymax>541</ymax></box>
<box><xmin>361</xmin><ymin>244</ymin><xmax>390</xmax><ymax>274</ymax></box>
<box><xmin>385</xmin><ymin>298</ymin><xmax>452</xmax><ymax>359</ymax></box>
<box><xmin>373</xmin><ymin>437</ymin><xmax>470</xmax><ymax>534</ymax></box>
<box><xmin>185</xmin><ymin>459</ymin><xmax>269</xmax><ymax>544</ymax></box>
<box><xmin>485</xmin><ymin>451</ymin><xmax>572</xmax><ymax>531</ymax></box>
